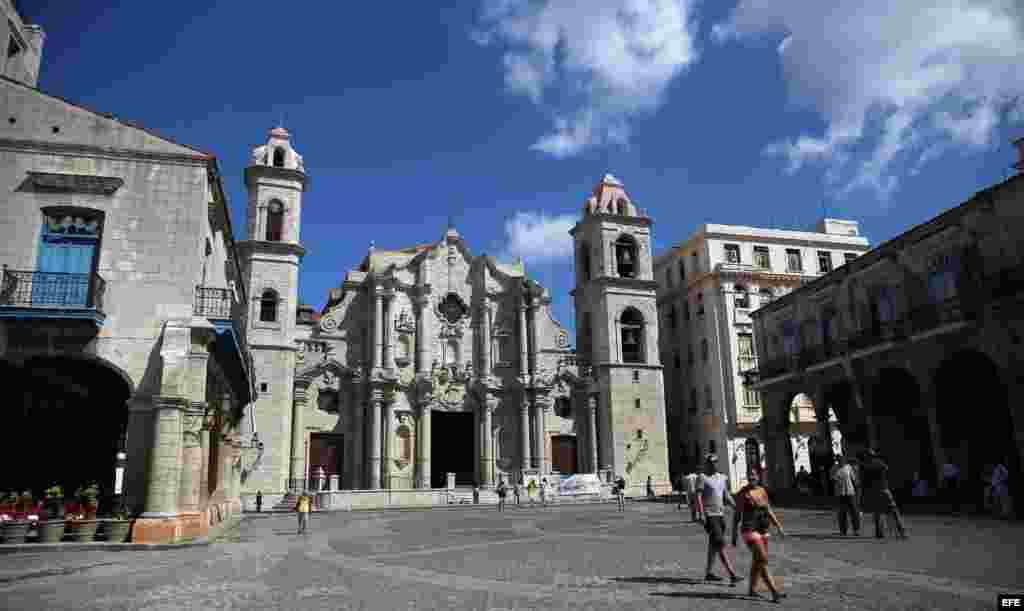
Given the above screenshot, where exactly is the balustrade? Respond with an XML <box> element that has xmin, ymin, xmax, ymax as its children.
<box><xmin>1</xmin><ymin>267</ymin><xmax>105</xmax><ymax>311</ymax></box>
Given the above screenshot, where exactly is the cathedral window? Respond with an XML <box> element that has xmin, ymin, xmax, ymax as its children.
<box><xmin>259</xmin><ymin>289</ymin><xmax>279</xmax><ymax>322</ymax></box>
<box><xmin>615</xmin><ymin>235</ymin><xmax>638</xmax><ymax>279</ymax></box>
<box><xmin>273</xmin><ymin>147</ymin><xmax>286</xmax><ymax>168</ymax></box>
<box><xmin>554</xmin><ymin>397</ymin><xmax>572</xmax><ymax>419</ymax></box>
<box><xmin>579</xmin><ymin>242</ymin><xmax>592</xmax><ymax>282</ymax></box>
<box><xmin>266</xmin><ymin>200</ymin><xmax>284</xmax><ymax>242</ymax></box>
<box><xmin>620</xmin><ymin>307</ymin><xmax>645</xmax><ymax>364</ymax></box>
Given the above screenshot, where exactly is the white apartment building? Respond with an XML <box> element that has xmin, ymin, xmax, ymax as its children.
<box><xmin>655</xmin><ymin>219</ymin><xmax>871</xmax><ymax>491</ymax></box>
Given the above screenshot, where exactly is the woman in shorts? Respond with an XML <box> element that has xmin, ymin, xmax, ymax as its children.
<box><xmin>732</xmin><ymin>473</ymin><xmax>787</xmax><ymax>603</ymax></box>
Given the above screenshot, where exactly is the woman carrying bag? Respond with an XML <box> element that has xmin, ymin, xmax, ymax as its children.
<box><xmin>732</xmin><ymin>473</ymin><xmax>787</xmax><ymax>603</ymax></box>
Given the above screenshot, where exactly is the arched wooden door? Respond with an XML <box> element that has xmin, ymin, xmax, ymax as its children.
<box><xmin>551</xmin><ymin>435</ymin><xmax>577</xmax><ymax>474</ymax></box>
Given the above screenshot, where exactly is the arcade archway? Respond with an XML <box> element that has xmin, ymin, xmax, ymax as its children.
<box><xmin>870</xmin><ymin>368</ymin><xmax>936</xmax><ymax>498</ymax></box>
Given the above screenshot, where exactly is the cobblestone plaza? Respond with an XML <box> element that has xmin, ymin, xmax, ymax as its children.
<box><xmin>1</xmin><ymin>503</ymin><xmax>1021</xmax><ymax>610</ymax></box>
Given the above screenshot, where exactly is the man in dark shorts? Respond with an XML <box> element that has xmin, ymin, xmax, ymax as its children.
<box><xmin>696</xmin><ymin>454</ymin><xmax>742</xmax><ymax>586</ymax></box>
<box><xmin>859</xmin><ymin>449</ymin><xmax>907</xmax><ymax>539</ymax></box>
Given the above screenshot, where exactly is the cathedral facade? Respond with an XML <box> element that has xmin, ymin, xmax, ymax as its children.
<box><xmin>238</xmin><ymin>130</ymin><xmax>670</xmax><ymax>502</ymax></box>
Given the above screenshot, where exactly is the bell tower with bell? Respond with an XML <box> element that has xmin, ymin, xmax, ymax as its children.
<box><xmin>237</xmin><ymin>126</ymin><xmax>309</xmax><ymax>499</ymax></box>
<box><xmin>570</xmin><ymin>173</ymin><xmax>670</xmax><ymax>492</ymax></box>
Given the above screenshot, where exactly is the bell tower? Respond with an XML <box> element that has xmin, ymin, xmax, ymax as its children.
<box><xmin>237</xmin><ymin>126</ymin><xmax>309</xmax><ymax>496</ymax></box>
<box><xmin>571</xmin><ymin>174</ymin><xmax>670</xmax><ymax>491</ymax></box>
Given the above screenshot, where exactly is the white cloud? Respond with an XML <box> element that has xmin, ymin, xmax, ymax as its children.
<box><xmin>501</xmin><ymin>211</ymin><xmax>576</xmax><ymax>262</ymax></box>
<box><xmin>474</xmin><ymin>0</ymin><xmax>700</xmax><ymax>157</ymax></box>
<box><xmin>716</xmin><ymin>1</ymin><xmax>1024</xmax><ymax>199</ymax></box>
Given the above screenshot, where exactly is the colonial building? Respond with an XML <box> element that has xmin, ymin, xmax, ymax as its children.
<box><xmin>654</xmin><ymin>222</ymin><xmax>870</xmax><ymax>490</ymax></box>
<box><xmin>0</xmin><ymin>1</ymin><xmax>255</xmax><ymax>542</ymax></box>
<box><xmin>240</xmin><ymin>170</ymin><xmax>672</xmax><ymax>504</ymax></box>
<box><xmin>746</xmin><ymin>146</ymin><xmax>1024</xmax><ymax>514</ymax></box>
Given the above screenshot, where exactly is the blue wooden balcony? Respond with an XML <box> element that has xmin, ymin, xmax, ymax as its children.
<box><xmin>0</xmin><ymin>266</ymin><xmax>106</xmax><ymax>325</ymax></box>
<box><xmin>194</xmin><ymin>285</ymin><xmax>256</xmax><ymax>406</ymax></box>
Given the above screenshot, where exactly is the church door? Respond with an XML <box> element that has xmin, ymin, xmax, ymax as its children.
<box><xmin>551</xmin><ymin>435</ymin><xmax>577</xmax><ymax>474</ymax></box>
<box><xmin>309</xmin><ymin>433</ymin><xmax>344</xmax><ymax>489</ymax></box>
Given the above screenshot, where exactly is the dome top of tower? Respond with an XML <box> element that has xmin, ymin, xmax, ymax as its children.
<box><xmin>582</xmin><ymin>172</ymin><xmax>642</xmax><ymax>217</ymax></box>
<box><xmin>249</xmin><ymin>126</ymin><xmax>304</xmax><ymax>172</ymax></box>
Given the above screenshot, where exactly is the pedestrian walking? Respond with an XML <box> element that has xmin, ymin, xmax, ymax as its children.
<box><xmin>255</xmin><ymin>490</ymin><xmax>262</xmax><ymax>514</ymax></box>
<box><xmin>733</xmin><ymin>472</ymin><xmax>787</xmax><ymax>603</ymax></box>
<box><xmin>676</xmin><ymin>474</ymin><xmax>685</xmax><ymax>510</ymax></box>
<box><xmin>496</xmin><ymin>478</ymin><xmax>508</xmax><ymax>512</ymax></box>
<box><xmin>614</xmin><ymin>475</ymin><xmax>626</xmax><ymax>511</ymax></box>
<box><xmin>539</xmin><ymin>478</ymin><xmax>549</xmax><ymax>506</ymax></box>
<box><xmin>685</xmin><ymin>471</ymin><xmax>702</xmax><ymax>522</ymax></box>
<box><xmin>526</xmin><ymin>478</ymin><xmax>537</xmax><ymax>505</ymax></box>
<box><xmin>294</xmin><ymin>490</ymin><xmax>312</xmax><ymax>535</ymax></box>
<box><xmin>832</xmin><ymin>455</ymin><xmax>861</xmax><ymax>536</ymax></box>
<box><xmin>697</xmin><ymin>454</ymin><xmax>742</xmax><ymax>586</ymax></box>
<box><xmin>473</xmin><ymin>484</ymin><xmax>480</xmax><ymax>505</ymax></box>
<box><xmin>647</xmin><ymin>475</ymin><xmax>656</xmax><ymax>500</ymax></box>
<box><xmin>512</xmin><ymin>482</ymin><xmax>521</xmax><ymax>505</ymax></box>
<box><xmin>941</xmin><ymin>460</ymin><xmax>961</xmax><ymax>515</ymax></box>
<box><xmin>859</xmin><ymin>449</ymin><xmax>907</xmax><ymax>539</ymax></box>
<box><xmin>991</xmin><ymin>461</ymin><xmax>1010</xmax><ymax>519</ymax></box>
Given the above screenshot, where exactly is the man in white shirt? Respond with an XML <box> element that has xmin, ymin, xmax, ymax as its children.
<box><xmin>696</xmin><ymin>454</ymin><xmax>742</xmax><ymax>586</ymax></box>
<box><xmin>684</xmin><ymin>471</ymin><xmax>701</xmax><ymax>522</ymax></box>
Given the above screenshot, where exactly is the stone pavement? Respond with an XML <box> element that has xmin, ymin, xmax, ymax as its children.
<box><xmin>0</xmin><ymin>502</ymin><xmax>1021</xmax><ymax>610</ymax></box>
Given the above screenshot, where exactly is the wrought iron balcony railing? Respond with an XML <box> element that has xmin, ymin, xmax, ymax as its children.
<box><xmin>0</xmin><ymin>267</ymin><xmax>105</xmax><ymax>312</ymax></box>
<box><xmin>194</xmin><ymin>286</ymin><xmax>233</xmax><ymax>319</ymax></box>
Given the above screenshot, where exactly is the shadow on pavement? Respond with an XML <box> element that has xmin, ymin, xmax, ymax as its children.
<box><xmin>650</xmin><ymin>592</ymin><xmax>757</xmax><ymax>601</ymax></box>
<box><xmin>785</xmin><ymin>533</ymin><xmax>861</xmax><ymax>540</ymax></box>
<box><xmin>611</xmin><ymin>577</ymin><xmax>719</xmax><ymax>586</ymax></box>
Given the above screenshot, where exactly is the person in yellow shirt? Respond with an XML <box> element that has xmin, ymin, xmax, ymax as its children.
<box><xmin>295</xmin><ymin>491</ymin><xmax>312</xmax><ymax>535</ymax></box>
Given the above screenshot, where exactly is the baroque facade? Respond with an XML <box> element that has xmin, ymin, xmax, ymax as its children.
<box><xmin>654</xmin><ymin>221</ymin><xmax>870</xmax><ymax>491</ymax></box>
<box><xmin>240</xmin><ymin>168</ymin><xmax>673</xmax><ymax>502</ymax></box>
<box><xmin>746</xmin><ymin>150</ymin><xmax>1024</xmax><ymax>514</ymax></box>
<box><xmin>0</xmin><ymin>0</ymin><xmax>255</xmax><ymax>543</ymax></box>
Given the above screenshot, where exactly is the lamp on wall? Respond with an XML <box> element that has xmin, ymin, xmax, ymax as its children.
<box><xmin>239</xmin><ymin>432</ymin><xmax>265</xmax><ymax>484</ymax></box>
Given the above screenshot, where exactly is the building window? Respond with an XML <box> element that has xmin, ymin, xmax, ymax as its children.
<box><xmin>674</xmin><ymin>351</ymin><xmax>681</xmax><ymax>370</ymax></box>
<box><xmin>724</xmin><ymin>243</ymin><xmax>741</xmax><ymax>264</ymax></box>
<box><xmin>615</xmin><ymin>235</ymin><xmax>638</xmax><ymax>278</ymax></box>
<box><xmin>635</xmin><ymin>398</ymin><xmax>641</xmax><ymax>409</ymax></box>
<box><xmin>928</xmin><ymin>252</ymin><xmax>960</xmax><ymax>303</ymax></box>
<box><xmin>679</xmin><ymin>260</ymin><xmax>686</xmax><ymax>283</ymax></box>
<box><xmin>696</xmin><ymin>292</ymin><xmax>704</xmax><ymax>316</ymax></box>
<box><xmin>844</xmin><ymin>252</ymin><xmax>858</xmax><ymax>265</ymax></box>
<box><xmin>817</xmin><ymin>251</ymin><xmax>833</xmax><ymax>273</ymax></box>
<box><xmin>734</xmin><ymin>284</ymin><xmax>750</xmax><ymax>309</ymax></box>
<box><xmin>705</xmin><ymin>384</ymin><xmax>713</xmax><ymax>414</ymax></box>
<box><xmin>665</xmin><ymin>267</ymin><xmax>673</xmax><ymax>288</ymax></box>
<box><xmin>266</xmin><ymin>200</ymin><xmax>284</xmax><ymax>242</ymax></box>
<box><xmin>759</xmin><ymin>287</ymin><xmax>774</xmax><ymax>306</ymax></box>
<box><xmin>579</xmin><ymin>243</ymin><xmax>592</xmax><ymax>282</ymax></box>
<box><xmin>260</xmin><ymin>382</ymin><xmax>269</xmax><ymax>393</ymax></box>
<box><xmin>786</xmin><ymin>249</ymin><xmax>803</xmax><ymax>272</ymax></box>
<box><xmin>738</xmin><ymin>333</ymin><xmax>756</xmax><ymax>373</ymax></box>
<box><xmin>754</xmin><ymin>246</ymin><xmax>771</xmax><ymax>269</ymax></box>
<box><xmin>259</xmin><ymin>289</ymin><xmax>278</xmax><ymax>322</ymax></box>
<box><xmin>273</xmin><ymin>147</ymin><xmax>286</xmax><ymax>168</ymax></box>
<box><xmin>620</xmin><ymin>307</ymin><xmax>645</xmax><ymax>363</ymax></box>
<box><xmin>700</xmin><ymin>338</ymin><xmax>709</xmax><ymax>362</ymax></box>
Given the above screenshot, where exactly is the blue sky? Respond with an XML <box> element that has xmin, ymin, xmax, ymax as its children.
<box><xmin>22</xmin><ymin>1</ymin><xmax>1024</xmax><ymax>342</ymax></box>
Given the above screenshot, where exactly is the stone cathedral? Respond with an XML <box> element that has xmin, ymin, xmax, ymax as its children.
<box><xmin>238</xmin><ymin>127</ymin><xmax>670</xmax><ymax>503</ymax></box>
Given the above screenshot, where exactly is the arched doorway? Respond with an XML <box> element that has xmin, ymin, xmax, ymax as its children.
<box><xmin>870</xmin><ymin>368</ymin><xmax>936</xmax><ymax>500</ymax></box>
<box><xmin>789</xmin><ymin>393</ymin><xmax>815</xmax><ymax>477</ymax></box>
<box><xmin>3</xmin><ymin>355</ymin><xmax>133</xmax><ymax>510</ymax></box>
<box><xmin>551</xmin><ymin>435</ymin><xmax>577</xmax><ymax>474</ymax></box>
<box><xmin>934</xmin><ymin>350</ymin><xmax>1018</xmax><ymax>515</ymax></box>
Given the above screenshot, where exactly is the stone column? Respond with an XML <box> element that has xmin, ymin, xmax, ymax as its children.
<box><xmin>587</xmin><ymin>395</ymin><xmax>599</xmax><ymax>474</ymax></box>
<box><xmin>416</xmin><ymin>403</ymin><xmax>432</xmax><ymax>488</ymax></box>
<box><xmin>474</xmin><ymin>404</ymin><xmax>481</xmax><ymax>485</ymax></box>
<box><xmin>533</xmin><ymin>399</ymin><xmax>546</xmax><ymax>471</ymax></box>
<box><xmin>141</xmin><ymin>396</ymin><xmax>186</xmax><ymax>518</ymax></box>
<box><xmin>350</xmin><ymin>390</ymin><xmax>364</xmax><ymax>489</ymax></box>
<box><xmin>597</xmin><ymin>393</ymin><xmax>613</xmax><ymax>471</ymax></box>
<box><xmin>177</xmin><ymin>402</ymin><xmax>207</xmax><ymax>514</ymax></box>
<box><xmin>289</xmin><ymin>386</ymin><xmax>308</xmax><ymax>488</ymax></box>
<box><xmin>199</xmin><ymin>418</ymin><xmax>211</xmax><ymax>505</ymax></box>
<box><xmin>479</xmin><ymin>302</ymin><xmax>492</xmax><ymax>377</ymax></box>
<box><xmin>527</xmin><ymin>299</ymin><xmax>539</xmax><ymax>375</ymax></box>
<box><xmin>520</xmin><ymin>395</ymin><xmax>532</xmax><ymax>471</ymax></box>
<box><xmin>368</xmin><ymin>394</ymin><xmax>383</xmax><ymax>489</ymax></box>
<box><xmin>518</xmin><ymin>300</ymin><xmax>529</xmax><ymax>376</ymax></box>
<box><xmin>382</xmin><ymin>398</ymin><xmax>394</xmax><ymax>489</ymax></box>
<box><xmin>481</xmin><ymin>396</ymin><xmax>496</xmax><ymax>486</ymax></box>
<box><xmin>374</xmin><ymin>292</ymin><xmax>385</xmax><ymax>370</ymax></box>
<box><xmin>414</xmin><ymin>296</ymin><xmax>430</xmax><ymax>374</ymax></box>
<box><xmin>383</xmin><ymin>292</ymin><xmax>396</xmax><ymax>371</ymax></box>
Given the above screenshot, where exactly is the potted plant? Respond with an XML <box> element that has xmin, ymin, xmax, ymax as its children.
<box><xmin>1</xmin><ymin>491</ymin><xmax>31</xmax><ymax>544</ymax></box>
<box><xmin>103</xmin><ymin>510</ymin><xmax>132</xmax><ymax>543</ymax></box>
<box><xmin>0</xmin><ymin>491</ymin><xmax>13</xmax><ymax>516</ymax></box>
<box><xmin>68</xmin><ymin>484</ymin><xmax>100</xmax><ymax>542</ymax></box>
<box><xmin>38</xmin><ymin>485</ymin><xmax>66</xmax><ymax>543</ymax></box>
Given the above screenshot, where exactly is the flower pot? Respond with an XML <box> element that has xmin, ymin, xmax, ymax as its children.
<box><xmin>37</xmin><ymin>520</ymin><xmax>66</xmax><ymax>543</ymax></box>
<box><xmin>0</xmin><ymin>520</ymin><xmax>31</xmax><ymax>544</ymax></box>
<box><xmin>103</xmin><ymin>520</ymin><xmax>131</xmax><ymax>543</ymax></box>
<box><xmin>68</xmin><ymin>520</ymin><xmax>99</xmax><ymax>542</ymax></box>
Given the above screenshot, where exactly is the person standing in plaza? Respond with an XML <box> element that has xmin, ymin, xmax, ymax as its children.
<box><xmin>615</xmin><ymin>475</ymin><xmax>626</xmax><ymax>511</ymax></box>
<box><xmin>512</xmin><ymin>481</ymin><xmax>521</xmax><ymax>506</ymax></box>
<box><xmin>685</xmin><ymin>471</ymin><xmax>702</xmax><ymax>522</ymax></box>
<box><xmin>859</xmin><ymin>450</ymin><xmax>907</xmax><ymax>539</ymax></box>
<box><xmin>255</xmin><ymin>490</ymin><xmax>262</xmax><ymax>514</ymax></box>
<box><xmin>833</xmin><ymin>455</ymin><xmax>861</xmax><ymax>536</ymax></box>
<box><xmin>647</xmin><ymin>475</ymin><xmax>655</xmax><ymax>500</ymax></box>
<box><xmin>496</xmin><ymin>478</ymin><xmax>508</xmax><ymax>512</ymax></box>
<box><xmin>526</xmin><ymin>478</ymin><xmax>537</xmax><ymax>505</ymax></box>
<box><xmin>294</xmin><ymin>490</ymin><xmax>312</xmax><ymax>535</ymax></box>
<box><xmin>991</xmin><ymin>460</ymin><xmax>1010</xmax><ymax>519</ymax></box>
<box><xmin>941</xmin><ymin>460</ymin><xmax>961</xmax><ymax>515</ymax></box>
<box><xmin>697</xmin><ymin>455</ymin><xmax>742</xmax><ymax>586</ymax></box>
<box><xmin>732</xmin><ymin>472</ymin><xmax>787</xmax><ymax>603</ymax></box>
<box><xmin>539</xmin><ymin>478</ymin><xmax>549</xmax><ymax>507</ymax></box>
